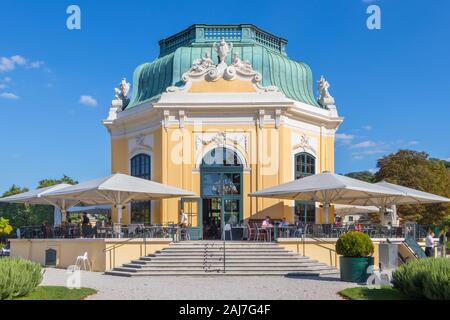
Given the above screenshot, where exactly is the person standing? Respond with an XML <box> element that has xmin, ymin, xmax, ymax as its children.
<box><xmin>425</xmin><ymin>231</ymin><xmax>435</xmax><ymax>257</ymax></box>
<box><xmin>179</xmin><ymin>209</ymin><xmax>188</xmax><ymax>227</ymax></box>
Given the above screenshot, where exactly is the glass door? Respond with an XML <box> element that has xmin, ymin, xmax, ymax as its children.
<box><xmin>180</xmin><ymin>198</ymin><xmax>202</xmax><ymax>240</ymax></box>
<box><xmin>222</xmin><ymin>198</ymin><xmax>240</xmax><ymax>226</ymax></box>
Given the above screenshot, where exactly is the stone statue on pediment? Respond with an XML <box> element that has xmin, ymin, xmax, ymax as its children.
<box><xmin>112</xmin><ymin>78</ymin><xmax>131</xmax><ymax>110</ymax></box>
<box><xmin>317</xmin><ymin>75</ymin><xmax>335</xmax><ymax>106</ymax></box>
<box><xmin>214</xmin><ymin>38</ymin><xmax>233</xmax><ymax>64</ymax></box>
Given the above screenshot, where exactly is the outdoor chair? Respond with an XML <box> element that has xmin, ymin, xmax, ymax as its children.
<box><xmin>254</xmin><ymin>224</ymin><xmax>269</xmax><ymax>242</ymax></box>
<box><xmin>75</xmin><ymin>252</ymin><xmax>92</xmax><ymax>271</ymax></box>
<box><xmin>244</xmin><ymin>223</ymin><xmax>255</xmax><ymax>241</ymax></box>
<box><xmin>312</xmin><ymin>224</ymin><xmax>325</xmax><ymax>238</ymax></box>
<box><xmin>222</xmin><ymin>224</ymin><xmax>232</xmax><ymax>241</ymax></box>
<box><xmin>180</xmin><ymin>227</ymin><xmax>190</xmax><ymax>241</ymax></box>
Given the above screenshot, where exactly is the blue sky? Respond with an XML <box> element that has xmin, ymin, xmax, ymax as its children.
<box><xmin>0</xmin><ymin>0</ymin><xmax>449</xmax><ymax>192</ymax></box>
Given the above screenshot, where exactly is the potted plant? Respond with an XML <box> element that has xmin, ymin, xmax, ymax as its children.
<box><xmin>336</xmin><ymin>231</ymin><xmax>375</xmax><ymax>283</ymax></box>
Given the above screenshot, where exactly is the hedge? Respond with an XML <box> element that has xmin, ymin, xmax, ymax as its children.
<box><xmin>392</xmin><ymin>258</ymin><xmax>450</xmax><ymax>300</ymax></box>
<box><xmin>0</xmin><ymin>257</ymin><xmax>43</xmax><ymax>300</ymax></box>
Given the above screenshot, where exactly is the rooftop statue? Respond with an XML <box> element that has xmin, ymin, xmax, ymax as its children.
<box><xmin>112</xmin><ymin>78</ymin><xmax>131</xmax><ymax>110</ymax></box>
<box><xmin>192</xmin><ymin>52</ymin><xmax>214</xmax><ymax>72</ymax></box>
<box><xmin>214</xmin><ymin>38</ymin><xmax>233</xmax><ymax>64</ymax></box>
<box><xmin>317</xmin><ymin>75</ymin><xmax>335</xmax><ymax>106</ymax></box>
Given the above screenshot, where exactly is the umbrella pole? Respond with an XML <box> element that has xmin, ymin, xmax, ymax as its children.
<box><xmin>117</xmin><ymin>204</ymin><xmax>123</xmax><ymax>224</ymax></box>
<box><xmin>379</xmin><ymin>206</ymin><xmax>385</xmax><ymax>225</ymax></box>
<box><xmin>323</xmin><ymin>203</ymin><xmax>329</xmax><ymax>224</ymax></box>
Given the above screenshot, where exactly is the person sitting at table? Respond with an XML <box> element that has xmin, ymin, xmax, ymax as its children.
<box><xmin>278</xmin><ymin>217</ymin><xmax>289</xmax><ymax>228</ymax></box>
<box><xmin>261</xmin><ymin>216</ymin><xmax>273</xmax><ymax>229</ymax></box>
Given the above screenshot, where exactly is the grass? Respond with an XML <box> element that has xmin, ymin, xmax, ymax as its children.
<box><xmin>339</xmin><ymin>286</ymin><xmax>410</xmax><ymax>300</ymax></box>
<box><xmin>14</xmin><ymin>286</ymin><xmax>97</xmax><ymax>300</ymax></box>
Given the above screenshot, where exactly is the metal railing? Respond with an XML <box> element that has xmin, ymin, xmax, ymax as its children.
<box><xmin>272</xmin><ymin>224</ymin><xmax>429</xmax><ymax>240</ymax></box>
<box><xmin>202</xmin><ymin>241</ymin><xmax>226</xmax><ymax>274</ymax></box>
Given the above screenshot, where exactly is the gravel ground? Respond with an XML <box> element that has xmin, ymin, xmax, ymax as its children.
<box><xmin>41</xmin><ymin>268</ymin><xmax>357</xmax><ymax>300</ymax></box>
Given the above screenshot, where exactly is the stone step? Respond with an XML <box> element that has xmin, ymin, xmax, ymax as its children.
<box><xmin>114</xmin><ymin>265</ymin><xmax>334</xmax><ymax>272</ymax></box>
<box><xmin>150</xmin><ymin>252</ymin><xmax>299</xmax><ymax>257</ymax></box>
<box><xmin>126</xmin><ymin>259</ymin><xmax>318</xmax><ymax>266</ymax></box>
<box><xmin>105</xmin><ymin>270</ymin><xmax>339</xmax><ymax>277</ymax></box>
<box><xmin>130</xmin><ymin>258</ymin><xmax>315</xmax><ymax>265</ymax></box>
<box><xmin>106</xmin><ymin>242</ymin><xmax>339</xmax><ymax>277</ymax></box>
<box><xmin>124</xmin><ymin>261</ymin><xmax>322</xmax><ymax>268</ymax></box>
<box><xmin>161</xmin><ymin>248</ymin><xmax>288</xmax><ymax>252</ymax></box>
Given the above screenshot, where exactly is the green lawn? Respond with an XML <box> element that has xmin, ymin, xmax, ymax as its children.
<box><xmin>14</xmin><ymin>286</ymin><xmax>97</xmax><ymax>300</ymax></box>
<box><xmin>339</xmin><ymin>286</ymin><xmax>409</xmax><ymax>300</ymax></box>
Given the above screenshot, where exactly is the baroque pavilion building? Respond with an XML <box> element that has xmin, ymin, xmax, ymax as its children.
<box><xmin>103</xmin><ymin>24</ymin><xmax>343</xmax><ymax>240</ymax></box>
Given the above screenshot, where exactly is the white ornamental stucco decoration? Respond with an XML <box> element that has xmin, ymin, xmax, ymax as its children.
<box><xmin>292</xmin><ymin>133</ymin><xmax>317</xmax><ymax>155</ymax></box>
<box><xmin>129</xmin><ymin>133</ymin><xmax>153</xmax><ymax>157</ymax></box>
<box><xmin>196</xmin><ymin>132</ymin><xmax>249</xmax><ymax>153</ymax></box>
<box><xmin>166</xmin><ymin>38</ymin><xmax>279</xmax><ymax>91</ymax></box>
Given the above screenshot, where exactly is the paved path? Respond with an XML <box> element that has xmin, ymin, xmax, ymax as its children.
<box><xmin>41</xmin><ymin>268</ymin><xmax>357</xmax><ymax>300</ymax></box>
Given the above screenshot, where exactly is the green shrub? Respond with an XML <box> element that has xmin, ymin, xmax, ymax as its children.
<box><xmin>336</xmin><ymin>231</ymin><xmax>374</xmax><ymax>257</ymax></box>
<box><xmin>392</xmin><ymin>258</ymin><xmax>450</xmax><ymax>300</ymax></box>
<box><xmin>0</xmin><ymin>257</ymin><xmax>43</xmax><ymax>300</ymax></box>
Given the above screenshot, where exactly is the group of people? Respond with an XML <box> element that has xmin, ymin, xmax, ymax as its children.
<box><xmin>425</xmin><ymin>230</ymin><xmax>448</xmax><ymax>258</ymax></box>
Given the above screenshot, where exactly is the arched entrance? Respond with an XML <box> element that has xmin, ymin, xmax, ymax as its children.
<box><xmin>200</xmin><ymin>147</ymin><xmax>243</xmax><ymax>240</ymax></box>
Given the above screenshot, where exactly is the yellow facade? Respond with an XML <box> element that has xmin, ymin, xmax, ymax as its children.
<box><xmin>105</xmin><ymin>64</ymin><xmax>342</xmax><ymax>235</ymax></box>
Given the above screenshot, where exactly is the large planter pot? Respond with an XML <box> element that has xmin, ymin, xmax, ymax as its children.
<box><xmin>339</xmin><ymin>256</ymin><xmax>374</xmax><ymax>283</ymax></box>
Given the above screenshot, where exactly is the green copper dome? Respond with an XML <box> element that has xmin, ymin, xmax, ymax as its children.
<box><xmin>126</xmin><ymin>24</ymin><xmax>322</xmax><ymax>109</ymax></box>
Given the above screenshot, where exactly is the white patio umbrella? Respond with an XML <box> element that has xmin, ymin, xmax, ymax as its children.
<box><xmin>0</xmin><ymin>184</ymin><xmax>84</xmax><ymax>223</ymax></box>
<box><xmin>333</xmin><ymin>204</ymin><xmax>380</xmax><ymax>216</ymax></box>
<box><xmin>342</xmin><ymin>181</ymin><xmax>450</xmax><ymax>223</ymax></box>
<box><xmin>43</xmin><ymin>173</ymin><xmax>195</xmax><ymax>223</ymax></box>
<box><xmin>249</xmin><ymin>172</ymin><xmax>404</xmax><ymax>223</ymax></box>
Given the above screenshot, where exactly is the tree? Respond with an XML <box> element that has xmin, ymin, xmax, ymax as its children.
<box><xmin>0</xmin><ymin>217</ymin><xmax>13</xmax><ymax>236</ymax></box>
<box><xmin>0</xmin><ymin>185</ymin><xmax>35</xmax><ymax>231</ymax></box>
<box><xmin>344</xmin><ymin>171</ymin><xmax>375</xmax><ymax>183</ymax></box>
<box><xmin>375</xmin><ymin>150</ymin><xmax>450</xmax><ymax>225</ymax></box>
<box><xmin>32</xmin><ymin>175</ymin><xmax>79</xmax><ymax>226</ymax></box>
<box><xmin>0</xmin><ymin>176</ymin><xmax>78</xmax><ymax>230</ymax></box>
<box><xmin>37</xmin><ymin>175</ymin><xmax>78</xmax><ymax>189</ymax></box>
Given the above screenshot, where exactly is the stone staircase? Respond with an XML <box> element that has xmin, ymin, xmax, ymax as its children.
<box><xmin>105</xmin><ymin>241</ymin><xmax>339</xmax><ymax>277</ymax></box>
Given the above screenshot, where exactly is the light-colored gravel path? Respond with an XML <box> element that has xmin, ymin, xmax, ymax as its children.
<box><xmin>41</xmin><ymin>268</ymin><xmax>357</xmax><ymax>300</ymax></box>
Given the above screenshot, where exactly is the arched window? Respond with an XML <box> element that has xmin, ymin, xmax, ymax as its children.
<box><xmin>295</xmin><ymin>152</ymin><xmax>316</xmax><ymax>224</ymax></box>
<box><xmin>130</xmin><ymin>154</ymin><xmax>151</xmax><ymax>224</ymax></box>
<box><xmin>201</xmin><ymin>147</ymin><xmax>243</xmax><ymax>167</ymax></box>
<box><xmin>295</xmin><ymin>152</ymin><xmax>316</xmax><ymax>179</ymax></box>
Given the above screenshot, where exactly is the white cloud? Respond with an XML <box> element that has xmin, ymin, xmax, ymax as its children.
<box><xmin>79</xmin><ymin>95</ymin><xmax>98</xmax><ymax>107</ymax></box>
<box><xmin>28</xmin><ymin>61</ymin><xmax>45</xmax><ymax>69</ymax></box>
<box><xmin>335</xmin><ymin>133</ymin><xmax>355</xmax><ymax>145</ymax></box>
<box><xmin>0</xmin><ymin>57</ymin><xmax>16</xmax><ymax>72</ymax></box>
<box><xmin>0</xmin><ymin>92</ymin><xmax>19</xmax><ymax>100</ymax></box>
<box><xmin>362</xmin><ymin>125</ymin><xmax>372</xmax><ymax>131</ymax></box>
<box><xmin>351</xmin><ymin>149</ymin><xmax>386</xmax><ymax>160</ymax></box>
<box><xmin>0</xmin><ymin>55</ymin><xmax>46</xmax><ymax>72</ymax></box>
<box><xmin>351</xmin><ymin>140</ymin><xmax>377</xmax><ymax>149</ymax></box>
<box><xmin>406</xmin><ymin>140</ymin><xmax>419</xmax><ymax>146</ymax></box>
<box><xmin>0</xmin><ymin>84</ymin><xmax>6</xmax><ymax>89</ymax></box>
<box><xmin>3</xmin><ymin>77</ymin><xmax>12</xmax><ymax>83</ymax></box>
<box><xmin>368</xmin><ymin>168</ymin><xmax>379</xmax><ymax>174</ymax></box>
<box><xmin>11</xmin><ymin>55</ymin><xmax>27</xmax><ymax>65</ymax></box>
